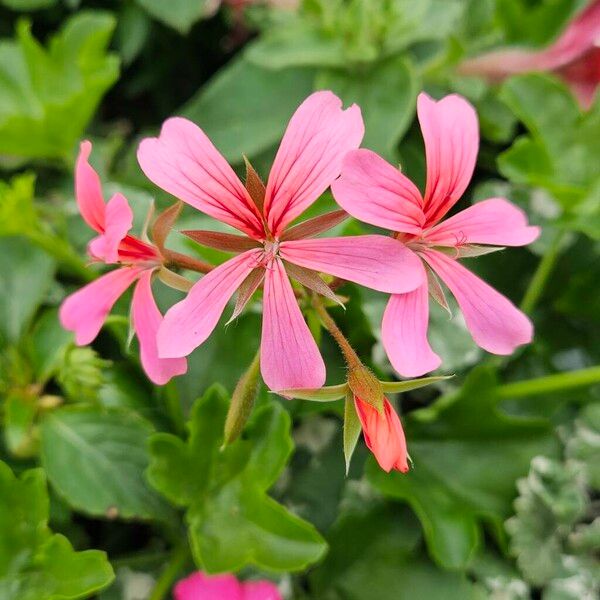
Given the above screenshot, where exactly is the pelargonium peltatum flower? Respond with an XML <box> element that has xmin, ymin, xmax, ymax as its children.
<box><xmin>138</xmin><ymin>91</ymin><xmax>424</xmax><ymax>391</ymax></box>
<box><xmin>174</xmin><ymin>571</ymin><xmax>280</xmax><ymax>600</ymax></box>
<box><xmin>459</xmin><ymin>0</ymin><xmax>600</xmax><ymax>108</ymax></box>
<box><xmin>332</xmin><ymin>93</ymin><xmax>540</xmax><ymax>377</ymax></box>
<box><xmin>354</xmin><ymin>395</ymin><xmax>408</xmax><ymax>473</ymax></box>
<box><xmin>59</xmin><ymin>142</ymin><xmax>187</xmax><ymax>385</ymax></box>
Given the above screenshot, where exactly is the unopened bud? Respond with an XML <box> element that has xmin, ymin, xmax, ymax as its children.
<box><xmin>223</xmin><ymin>352</ymin><xmax>261</xmax><ymax>447</ymax></box>
<box><xmin>347</xmin><ymin>364</ymin><xmax>383</xmax><ymax>413</ymax></box>
<box><xmin>58</xmin><ymin>346</ymin><xmax>108</xmax><ymax>403</ymax></box>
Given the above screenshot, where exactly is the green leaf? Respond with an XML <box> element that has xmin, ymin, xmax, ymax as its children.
<box><xmin>315</xmin><ymin>55</ymin><xmax>418</xmax><ymax>157</ymax></box>
<box><xmin>40</xmin><ymin>406</ymin><xmax>172</xmax><ymax>521</ymax></box>
<box><xmin>0</xmin><ymin>236</ymin><xmax>55</xmax><ymax>344</ymax></box>
<box><xmin>566</xmin><ymin>402</ymin><xmax>600</xmax><ymax>490</ymax></box>
<box><xmin>0</xmin><ymin>12</ymin><xmax>119</xmax><ymax>162</ymax></box>
<box><xmin>498</xmin><ymin>74</ymin><xmax>600</xmax><ymax>222</ymax></box>
<box><xmin>368</xmin><ymin>367</ymin><xmax>558</xmax><ymax>570</ymax></box>
<box><xmin>148</xmin><ymin>386</ymin><xmax>327</xmax><ymax>572</ymax></box>
<box><xmin>135</xmin><ymin>0</ymin><xmax>208</xmax><ymax>34</ymax></box>
<box><xmin>310</xmin><ymin>503</ymin><xmax>483</xmax><ymax>600</ymax></box>
<box><xmin>0</xmin><ymin>461</ymin><xmax>114</xmax><ymax>600</ymax></box>
<box><xmin>4</xmin><ymin>391</ymin><xmax>38</xmax><ymax>458</ymax></box>
<box><xmin>182</xmin><ymin>55</ymin><xmax>315</xmax><ymax>164</ymax></box>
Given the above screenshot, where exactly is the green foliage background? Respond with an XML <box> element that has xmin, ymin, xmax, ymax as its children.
<box><xmin>0</xmin><ymin>1</ymin><xmax>598</xmax><ymax>598</ymax></box>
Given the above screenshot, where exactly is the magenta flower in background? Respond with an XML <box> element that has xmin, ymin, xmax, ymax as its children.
<box><xmin>459</xmin><ymin>0</ymin><xmax>600</xmax><ymax>108</ymax></box>
<box><xmin>174</xmin><ymin>571</ymin><xmax>281</xmax><ymax>600</ymax></box>
<box><xmin>137</xmin><ymin>91</ymin><xmax>424</xmax><ymax>391</ymax></box>
<box><xmin>332</xmin><ymin>93</ymin><xmax>540</xmax><ymax>378</ymax></box>
<box><xmin>59</xmin><ymin>142</ymin><xmax>187</xmax><ymax>385</ymax></box>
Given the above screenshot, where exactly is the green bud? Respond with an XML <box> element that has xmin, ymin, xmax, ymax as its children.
<box><xmin>223</xmin><ymin>352</ymin><xmax>261</xmax><ymax>447</ymax></box>
<box><xmin>57</xmin><ymin>346</ymin><xmax>109</xmax><ymax>403</ymax></box>
<box><xmin>347</xmin><ymin>364</ymin><xmax>383</xmax><ymax>413</ymax></box>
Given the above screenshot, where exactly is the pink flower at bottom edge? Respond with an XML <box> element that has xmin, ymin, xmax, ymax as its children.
<box><xmin>137</xmin><ymin>90</ymin><xmax>426</xmax><ymax>392</ymax></box>
<box><xmin>332</xmin><ymin>92</ymin><xmax>540</xmax><ymax>378</ymax></box>
<box><xmin>173</xmin><ymin>571</ymin><xmax>281</xmax><ymax>600</ymax></box>
<box><xmin>59</xmin><ymin>142</ymin><xmax>187</xmax><ymax>385</ymax></box>
<box><xmin>458</xmin><ymin>0</ymin><xmax>600</xmax><ymax>108</ymax></box>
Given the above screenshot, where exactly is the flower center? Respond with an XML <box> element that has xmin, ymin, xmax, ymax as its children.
<box><xmin>258</xmin><ymin>239</ymin><xmax>280</xmax><ymax>267</ymax></box>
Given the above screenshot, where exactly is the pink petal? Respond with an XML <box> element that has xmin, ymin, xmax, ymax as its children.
<box><xmin>557</xmin><ymin>46</ymin><xmax>600</xmax><ymax>109</ymax></box>
<box><xmin>75</xmin><ymin>141</ymin><xmax>105</xmax><ymax>233</ymax></box>
<box><xmin>173</xmin><ymin>572</ymin><xmax>242</xmax><ymax>600</ymax></box>
<box><xmin>264</xmin><ymin>91</ymin><xmax>364</xmax><ymax>237</ymax></box>
<box><xmin>59</xmin><ymin>267</ymin><xmax>144</xmax><ymax>345</ymax></box>
<box><xmin>382</xmin><ymin>282</ymin><xmax>441</xmax><ymax>378</ymax></box>
<box><xmin>460</xmin><ymin>0</ymin><xmax>600</xmax><ymax>77</ymax></box>
<box><xmin>422</xmin><ymin>249</ymin><xmax>533</xmax><ymax>355</ymax></box>
<box><xmin>261</xmin><ymin>258</ymin><xmax>325</xmax><ymax>391</ymax></box>
<box><xmin>418</xmin><ymin>93</ymin><xmax>479</xmax><ymax>225</ymax></box>
<box><xmin>132</xmin><ymin>270</ymin><xmax>187</xmax><ymax>385</ymax></box>
<box><xmin>354</xmin><ymin>396</ymin><xmax>408</xmax><ymax>473</ymax></box>
<box><xmin>88</xmin><ymin>193</ymin><xmax>134</xmax><ymax>263</ymax></box>
<box><xmin>242</xmin><ymin>581</ymin><xmax>282</xmax><ymax>600</ymax></box>
<box><xmin>424</xmin><ymin>198</ymin><xmax>540</xmax><ymax>247</ymax></box>
<box><xmin>138</xmin><ymin>118</ymin><xmax>264</xmax><ymax>239</ymax></box>
<box><xmin>331</xmin><ymin>149</ymin><xmax>425</xmax><ymax>234</ymax></box>
<box><xmin>279</xmin><ymin>235</ymin><xmax>425</xmax><ymax>294</ymax></box>
<box><xmin>158</xmin><ymin>250</ymin><xmax>262</xmax><ymax>358</ymax></box>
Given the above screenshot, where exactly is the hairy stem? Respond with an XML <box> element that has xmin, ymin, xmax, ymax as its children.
<box><xmin>312</xmin><ymin>294</ymin><xmax>360</xmax><ymax>368</ymax></box>
<box><xmin>496</xmin><ymin>366</ymin><xmax>600</xmax><ymax>399</ymax></box>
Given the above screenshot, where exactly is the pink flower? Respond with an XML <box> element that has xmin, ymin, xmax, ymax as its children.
<box><xmin>332</xmin><ymin>93</ymin><xmax>540</xmax><ymax>377</ymax></box>
<box><xmin>138</xmin><ymin>91</ymin><xmax>424</xmax><ymax>391</ymax></box>
<box><xmin>354</xmin><ymin>395</ymin><xmax>408</xmax><ymax>473</ymax></box>
<box><xmin>459</xmin><ymin>0</ymin><xmax>600</xmax><ymax>108</ymax></box>
<box><xmin>59</xmin><ymin>142</ymin><xmax>187</xmax><ymax>385</ymax></box>
<box><xmin>174</xmin><ymin>571</ymin><xmax>281</xmax><ymax>600</ymax></box>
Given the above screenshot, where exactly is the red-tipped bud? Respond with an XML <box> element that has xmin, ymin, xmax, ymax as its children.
<box><xmin>354</xmin><ymin>395</ymin><xmax>409</xmax><ymax>473</ymax></box>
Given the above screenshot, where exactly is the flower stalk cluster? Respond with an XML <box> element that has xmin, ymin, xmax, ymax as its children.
<box><xmin>60</xmin><ymin>90</ymin><xmax>539</xmax><ymax>473</ymax></box>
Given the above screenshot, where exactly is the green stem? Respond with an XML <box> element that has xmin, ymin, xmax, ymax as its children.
<box><xmin>496</xmin><ymin>366</ymin><xmax>600</xmax><ymax>399</ymax></box>
<box><xmin>520</xmin><ymin>229</ymin><xmax>566</xmax><ymax>314</ymax></box>
<box><xmin>148</xmin><ymin>543</ymin><xmax>189</xmax><ymax>600</ymax></box>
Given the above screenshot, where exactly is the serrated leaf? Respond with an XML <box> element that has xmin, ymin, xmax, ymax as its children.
<box><xmin>0</xmin><ymin>12</ymin><xmax>119</xmax><ymax>162</ymax></box>
<box><xmin>40</xmin><ymin>406</ymin><xmax>172</xmax><ymax>522</ymax></box>
<box><xmin>0</xmin><ymin>461</ymin><xmax>114</xmax><ymax>599</ymax></box>
<box><xmin>147</xmin><ymin>385</ymin><xmax>327</xmax><ymax>572</ymax></box>
<box><xmin>368</xmin><ymin>367</ymin><xmax>558</xmax><ymax>570</ymax></box>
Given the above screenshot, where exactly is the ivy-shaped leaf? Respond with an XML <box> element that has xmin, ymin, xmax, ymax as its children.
<box><xmin>0</xmin><ymin>12</ymin><xmax>119</xmax><ymax>163</ymax></box>
<box><xmin>0</xmin><ymin>461</ymin><xmax>114</xmax><ymax>600</ymax></box>
<box><xmin>367</xmin><ymin>367</ymin><xmax>558</xmax><ymax>570</ymax></box>
<box><xmin>147</xmin><ymin>386</ymin><xmax>327</xmax><ymax>573</ymax></box>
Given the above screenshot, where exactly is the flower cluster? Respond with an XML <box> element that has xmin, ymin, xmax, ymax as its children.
<box><xmin>61</xmin><ymin>90</ymin><xmax>538</xmax><ymax>474</ymax></box>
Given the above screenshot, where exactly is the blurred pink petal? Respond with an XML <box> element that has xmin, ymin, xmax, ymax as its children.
<box><xmin>158</xmin><ymin>249</ymin><xmax>262</xmax><ymax>358</ymax></box>
<box><xmin>137</xmin><ymin>117</ymin><xmax>264</xmax><ymax>239</ymax></box>
<box><xmin>418</xmin><ymin>93</ymin><xmax>479</xmax><ymax>224</ymax></box>
<box><xmin>331</xmin><ymin>149</ymin><xmax>425</xmax><ymax>234</ymax></box>
<box><xmin>173</xmin><ymin>571</ymin><xmax>242</xmax><ymax>600</ymax></box>
<box><xmin>279</xmin><ymin>235</ymin><xmax>424</xmax><ymax>294</ymax></box>
<box><xmin>132</xmin><ymin>270</ymin><xmax>187</xmax><ymax>385</ymax></box>
<box><xmin>422</xmin><ymin>249</ymin><xmax>533</xmax><ymax>355</ymax></box>
<box><xmin>424</xmin><ymin>198</ymin><xmax>540</xmax><ymax>247</ymax></box>
<box><xmin>263</xmin><ymin>91</ymin><xmax>364</xmax><ymax>236</ymax></box>
<box><xmin>88</xmin><ymin>193</ymin><xmax>134</xmax><ymax>263</ymax></box>
<box><xmin>354</xmin><ymin>396</ymin><xmax>408</xmax><ymax>473</ymax></box>
<box><xmin>382</xmin><ymin>282</ymin><xmax>441</xmax><ymax>378</ymax></box>
<box><xmin>75</xmin><ymin>141</ymin><xmax>106</xmax><ymax>233</ymax></box>
<box><xmin>243</xmin><ymin>581</ymin><xmax>282</xmax><ymax>600</ymax></box>
<box><xmin>261</xmin><ymin>258</ymin><xmax>325</xmax><ymax>391</ymax></box>
<box><xmin>60</xmin><ymin>267</ymin><xmax>144</xmax><ymax>346</ymax></box>
<box><xmin>459</xmin><ymin>0</ymin><xmax>600</xmax><ymax>108</ymax></box>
